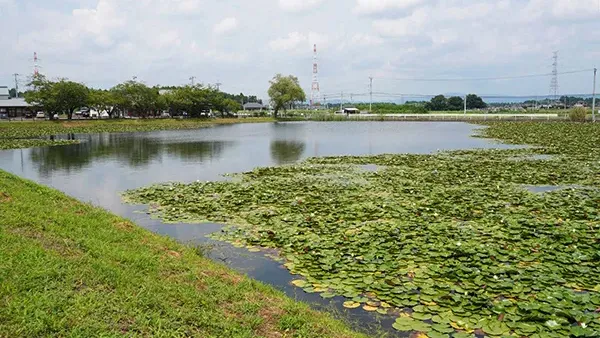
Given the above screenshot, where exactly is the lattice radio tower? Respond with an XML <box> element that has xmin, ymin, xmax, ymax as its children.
<box><xmin>33</xmin><ymin>52</ymin><xmax>40</xmax><ymax>76</ymax></box>
<box><xmin>550</xmin><ymin>51</ymin><xmax>559</xmax><ymax>102</ymax></box>
<box><xmin>310</xmin><ymin>44</ymin><xmax>321</xmax><ymax>107</ymax></box>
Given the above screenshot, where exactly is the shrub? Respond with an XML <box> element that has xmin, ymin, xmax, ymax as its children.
<box><xmin>569</xmin><ymin>107</ymin><xmax>587</xmax><ymax>122</ymax></box>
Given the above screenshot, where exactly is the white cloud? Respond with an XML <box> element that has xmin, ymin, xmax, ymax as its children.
<box><xmin>269</xmin><ymin>32</ymin><xmax>306</xmax><ymax>51</ymax></box>
<box><xmin>354</xmin><ymin>0</ymin><xmax>426</xmax><ymax>15</ymax></box>
<box><xmin>269</xmin><ymin>32</ymin><xmax>328</xmax><ymax>52</ymax></box>
<box><xmin>2</xmin><ymin>0</ymin><xmax>600</xmax><ymax>100</ymax></box>
<box><xmin>351</xmin><ymin>33</ymin><xmax>384</xmax><ymax>46</ymax></box>
<box><xmin>279</xmin><ymin>0</ymin><xmax>324</xmax><ymax>12</ymax></box>
<box><xmin>213</xmin><ymin>17</ymin><xmax>238</xmax><ymax>35</ymax></box>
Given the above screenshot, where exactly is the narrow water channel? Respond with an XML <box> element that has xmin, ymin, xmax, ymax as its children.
<box><xmin>0</xmin><ymin>121</ymin><xmax>520</xmax><ymax>337</ymax></box>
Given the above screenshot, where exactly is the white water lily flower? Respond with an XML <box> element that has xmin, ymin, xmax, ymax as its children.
<box><xmin>456</xmin><ymin>242</ymin><xmax>462</xmax><ymax>246</ymax></box>
<box><xmin>581</xmin><ymin>323</ymin><xmax>587</xmax><ymax>328</ymax></box>
<box><xmin>493</xmin><ymin>275</ymin><xmax>499</xmax><ymax>280</ymax></box>
<box><xmin>546</xmin><ymin>320</ymin><xmax>559</xmax><ymax>328</ymax></box>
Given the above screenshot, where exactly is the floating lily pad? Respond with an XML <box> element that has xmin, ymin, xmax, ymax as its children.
<box><xmin>343</xmin><ymin>301</ymin><xmax>361</xmax><ymax>309</ymax></box>
<box><xmin>123</xmin><ymin>122</ymin><xmax>600</xmax><ymax>338</ymax></box>
<box><xmin>291</xmin><ymin>279</ymin><xmax>307</xmax><ymax>288</ymax></box>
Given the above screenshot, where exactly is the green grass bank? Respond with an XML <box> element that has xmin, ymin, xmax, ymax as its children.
<box><xmin>0</xmin><ymin>118</ymin><xmax>274</xmax><ymax>150</ymax></box>
<box><xmin>0</xmin><ymin>170</ymin><xmax>365</xmax><ymax>338</ymax></box>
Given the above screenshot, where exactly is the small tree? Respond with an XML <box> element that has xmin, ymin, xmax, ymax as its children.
<box><xmin>268</xmin><ymin>74</ymin><xmax>306</xmax><ymax>117</ymax></box>
<box><xmin>25</xmin><ymin>74</ymin><xmax>59</xmax><ymax>119</ymax></box>
<box><xmin>466</xmin><ymin>94</ymin><xmax>486</xmax><ymax>109</ymax></box>
<box><xmin>89</xmin><ymin>89</ymin><xmax>118</xmax><ymax>118</ymax></box>
<box><xmin>569</xmin><ymin>107</ymin><xmax>587</xmax><ymax>122</ymax></box>
<box><xmin>52</xmin><ymin>80</ymin><xmax>90</xmax><ymax>120</ymax></box>
<box><xmin>447</xmin><ymin>96</ymin><xmax>464</xmax><ymax>111</ymax></box>
<box><xmin>111</xmin><ymin>81</ymin><xmax>159</xmax><ymax>118</ymax></box>
<box><xmin>427</xmin><ymin>95</ymin><xmax>448</xmax><ymax>111</ymax></box>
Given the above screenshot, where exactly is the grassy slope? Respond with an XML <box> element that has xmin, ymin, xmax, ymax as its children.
<box><xmin>0</xmin><ymin>170</ymin><xmax>365</xmax><ymax>338</ymax></box>
<box><xmin>0</xmin><ymin>118</ymin><xmax>275</xmax><ymax>150</ymax></box>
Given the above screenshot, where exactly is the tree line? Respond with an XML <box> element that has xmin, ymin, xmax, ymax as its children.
<box><xmin>24</xmin><ymin>74</ymin><xmax>262</xmax><ymax>120</ymax></box>
<box><xmin>425</xmin><ymin>94</ymin><xmax>487</xmax><ymax>111</ymax></box>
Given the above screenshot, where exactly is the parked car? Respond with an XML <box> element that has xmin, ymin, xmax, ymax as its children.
<box><xmin>0</xmin><ymin>113</ymin><xmax>8</xmax><ymax>120</ymax></box>
<box><xmin>89</xmin><ymin>111</ymin><xmax>99</xmax><ymax>119</ymax></box>
<box><xmin>160</xmin><ymin>112</ymin><xmax>171</xmax><ymax>118</ymax></box>
<box><xmin>36</xmin><ymin>112</ymin><xmax>45</xmax><ymax>119</ymax></box>
<box><xmin>25</xmin><ymin>112</ymin><xmax>33</xmax><ymax>118</ymax></box>
<box><xmin>100</xmin><ymin>111</ymin><xmax>110</xmax><ymax>119</ymax></box>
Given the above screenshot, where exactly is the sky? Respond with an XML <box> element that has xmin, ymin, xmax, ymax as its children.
<box><xmin>1</xmin><ymin>0</ymin><xmax>599</xmax><ymax>102</ymax></box>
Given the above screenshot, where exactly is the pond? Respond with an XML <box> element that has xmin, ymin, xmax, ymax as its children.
<box><xmin>0</xmin><ymin>121</ymin><xmax>519</xmax><ymax>337</ymax></box>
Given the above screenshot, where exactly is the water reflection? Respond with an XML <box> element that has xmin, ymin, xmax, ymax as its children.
<box><xmin>270</xmin><ymin>140</ymin><xmax>306</xmax><ymax>164</ymax></box>
<box><xmin>30</xmin><ymin>133</ymin><xmax>232</xmax><ymax>176</ymax></box>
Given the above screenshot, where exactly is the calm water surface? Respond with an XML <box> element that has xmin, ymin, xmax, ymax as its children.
<box><xmin>0</xmin><ymin>122</ymin><xmax>518</xmax><ymax>337</ymax></box>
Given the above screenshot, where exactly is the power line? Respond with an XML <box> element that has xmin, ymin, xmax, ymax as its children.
<box><xmin>374</xmin><ymin>68</ymin><xmax>593</xmax><ymax>82</ymax></box>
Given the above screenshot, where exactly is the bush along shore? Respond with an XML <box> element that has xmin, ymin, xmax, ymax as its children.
<box><xmin>124</xmin><ymin>122</ymin><xmax>600</xmax><ymax>338</ymax></box>
<box><xmin>0</xmin><ymin>118</ymin><xmax>274</xmax><ymax>150</ymax></box>
<box><xmin>0</xmin><ymin>170</ymin><xmax>365</xmax><ymax>338</ymax></box>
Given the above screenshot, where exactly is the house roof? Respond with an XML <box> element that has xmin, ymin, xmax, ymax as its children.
<box><xmin>243</xmin><ymin>102</ymin><xmax>264</xmax><ymax>109</ymax></box>
<box><xmin>0</xmin><ymin>98</ymin><xmax>30</xmax><ymax>108</ymax></box>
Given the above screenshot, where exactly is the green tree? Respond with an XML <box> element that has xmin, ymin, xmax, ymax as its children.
<box><xmin>466</xmin><ymin>94</ymin><xmax>487</xmax><ymax>109</ymax></box>
<box><xmin>447</xmin><ymin>96</ymin><xmax>464</xmax><ymax>111</ymax></box>
<box><xmin>223</xmin><ymin>98</ymin><xmax>241</xmax><ymax>113</ymax></box>
<box><xmin>427</xmin><ymin>95</ymin><xmax>448</xmax><ymax>111</ymax></box>
<box><xmin>89</xmin><ymin>89</ymin><xmax>118</xmax><ymax>118</ymax></box>
<box><xmin>25</xmin><ymin>74</ymin><xmax>59</xmax><ymax>119</ymax></box>
<box><xmin>268</xmin><ymin>74</ymin><xmax>305</xmax><ymax>117</ymax></box>
<box><xmin>111</xmin><ymin>81</ymin><xmax>160</xmax><ymax>118</ymax></box>
<box><xmin>51</xmin><ymin>80</ymin><xmax>90</xmax><ymax>120</ymax></box>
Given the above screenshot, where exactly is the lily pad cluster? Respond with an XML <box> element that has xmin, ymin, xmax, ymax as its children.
<box><xmin>124</xmin><ymin>122</ymin><xmax>600</xmax><ymax>337</ymax></box>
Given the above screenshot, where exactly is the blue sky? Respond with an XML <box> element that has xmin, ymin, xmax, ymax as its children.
<box><xmin>1</xmin><ymin>0</ymin><xmax>599</xmax><ymax>102</ymax></box>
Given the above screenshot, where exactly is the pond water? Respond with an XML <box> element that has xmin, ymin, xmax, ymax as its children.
<box><xmin>0</xmin><ymin>121</ymin><xmax>519</xmax><ymax>337</ymax></box>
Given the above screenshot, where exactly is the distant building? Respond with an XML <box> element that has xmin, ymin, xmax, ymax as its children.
<box><xmin>0</xmin><ymin>86</ymin><xmax>9</xmax><ymax>100</ymax></box>
<box><xmin>243</xmin><ymin>102</ymin><xmax>265</xmax><ymax>111</ymax></box>
<box><xmin>0</xmin><ymin>86</ymin><xmax>32</xmax><ymax>118</ymax></box>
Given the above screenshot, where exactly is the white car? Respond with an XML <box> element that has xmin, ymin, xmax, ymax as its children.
<box><xmin>36</xmin><ymin>112</ymin><xmax>45</xmax><ymax>119</ymax></box>
<box><xmin>100</xmin><ymin>111</ymin><xmax>110</xmax><ymax>119</ymax></box>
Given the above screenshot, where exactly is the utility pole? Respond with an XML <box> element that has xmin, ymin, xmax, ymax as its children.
<box><xmin>593</xmin><ymin>68</ymin><xmax>597</xmax><ymax>122</ymax></box>
<box><xmin>350</xmin><ymin>93</ymin><xmax>353</xmax><ymax>105</ymax></box>
<box><xmin>189</xmin><ymin>76</ymin><xmax>196</xmax><ymax>86</ymax></box>
<box><xmin>369</xmin><ymin>76</ymin><xmax>373</xmax><ymax>113</ymax></box>
<box><xmin>12</xmin><ymin>73</ymin><xmax>19</xmax><ymax>98</ymax></box>
<box><xmin>340</xmin><ymin>91</ymin><xmax>344</xmax><ymax>110</ymax></box>
<box><xmin>323</xmin><ymin>95</ymin><xmax>327</xmax><ymax>109</ymax></box>
<box><xmin>464</xmin><ymin>94</ymin><xmax>467</xmax><ymax>114</ymax></box>
<box><xmin>215</xmin><ymin>81</ymin><xmax>222</xmax><ymax>91</ymax></box>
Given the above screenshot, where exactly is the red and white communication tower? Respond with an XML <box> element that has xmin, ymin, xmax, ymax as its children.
<box><xmin>310</xmin><ymin>44</ymin><xmax>321</xmax><ymax>107</ymax></box>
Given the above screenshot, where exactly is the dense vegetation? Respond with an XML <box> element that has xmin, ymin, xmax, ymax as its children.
<box><xmin>24</xmin><ymin>74</ymin><xmax>262</xmax><ymax>120</ymax></box>
<box><xmin>0</xmin><ymin>170</ymin><xmax>365</xmax><ymax>338</ymax></box>
<box><xmin>426</xmin><ymin>94</ymin><xmax>487</xmax><ymax>111</ymax></box>
<box><xmin>124</xmin><ymin>122</ymin><xmax>600</xmax><ymax>338</ymax></box>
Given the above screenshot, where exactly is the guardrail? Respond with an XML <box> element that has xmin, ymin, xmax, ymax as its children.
<box><xmin>342</xmin><ymin>114</ymin><xmax>564</xmax><ymax>121</ymax></box>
